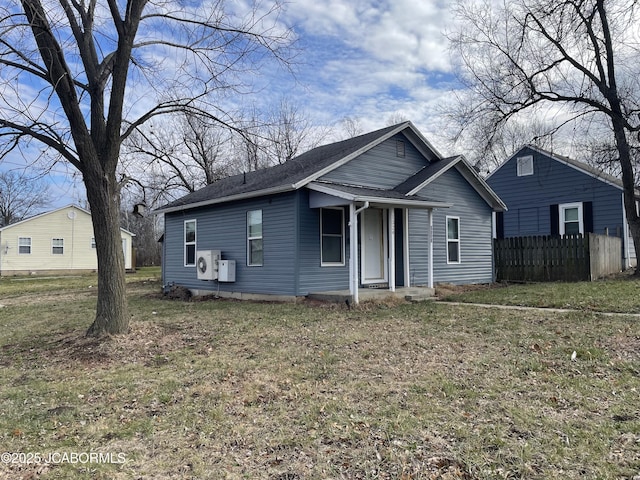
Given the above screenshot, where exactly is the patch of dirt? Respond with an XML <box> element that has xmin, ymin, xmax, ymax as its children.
<box><xmin>434</xmin><ymin>282</ymin><xmax>501</xmax><ymax>299</ymax></box>
<box><xmin>2</xmin><ymin>320</ymin><xmax>216</xmax><ymax>370</ymax></box>
<box><xmin>0</xmin><ymin>289</ymin><xmax>96</xmax><ymax>307</ymax></box>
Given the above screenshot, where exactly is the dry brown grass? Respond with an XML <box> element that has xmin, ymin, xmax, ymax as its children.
<box><xmin>1</xmin><ymin>277</ymin><xmax>639</xmax><ymax>479</ymax></box>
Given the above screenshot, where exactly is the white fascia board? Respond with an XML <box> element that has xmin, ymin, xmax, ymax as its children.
<box><xmin>291</xmin><ymin>124</ymin><xmax>409</xmax><ymax>190</ymax></box>
<box><xmin>403</xmin><ymin>121</ymin><xmax>443</xmax><ymax>160</ymax></box>
<box><xmin>485</xmin><ymin>146</ymin><xmax>530</xmax><ymax>180</ymax></box>
<box><xmin>355</xmin><ymin>197</ymin><xmax>452</xmax><ymax>209</ymax></box>
<box><xmin>291</xmin><ymin>121</ymin><xmax>442</xmax><ymax>190</ymax></box>
<box><xmin>406</xmin><ymin>156</ymin><xmax>462</xmax><ymax>196</ymax></box>
<box><xmin>307</xmin><ymin>183</ymin><xmax>451</xmax><ymax>209</ymax></box>
<box><xmin>154</xmin><ymin>185</ymin><xmax>296</xmax><ymax>215</ymax></box>
<box><xmin>455</xmin><ymin>160</ymin><xmax>508</xmax><ymax>211</ymax></box>
<box><xmin>407</xmin><ymin>156</ymin><xmax>507</xmax><ymax>211</ymax></box>
<box><xmin>525</xmin><ymin>145</ymin><xmax>632</xmax><ymax>193</ymax></box>
<box><xmin>0</xmin><ymin>204</ymin><xmax>88</xmax><ymax>232</ymax></box>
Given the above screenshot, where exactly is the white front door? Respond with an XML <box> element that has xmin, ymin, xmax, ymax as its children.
<box><xmin>361</xmin><ymin>208</ymin><xmax>387</xmax><ymax>284</ymax></box>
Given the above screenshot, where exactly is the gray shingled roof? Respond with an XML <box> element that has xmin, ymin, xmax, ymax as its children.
<box><xmin>156</xmin><ymin>121</ymin><xmax>506</xmax><ymax>214</ymax></box>
<box><xmin>157</xmin><ymin>123</ymin><xmax>403</xmax><ymax>212</ymax></box>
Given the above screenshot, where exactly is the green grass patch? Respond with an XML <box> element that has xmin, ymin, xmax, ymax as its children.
<box><xmin>1</xmin><ymin>276</ymin><xmax>639</xmax><ymax>478</ymax></box>
<box><xmin>438</xmin><ymin>275</ymin><xmax>640</xmax><ymax>313</ymax></box>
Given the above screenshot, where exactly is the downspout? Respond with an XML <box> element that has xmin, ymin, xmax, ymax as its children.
<box><xmin>403</xmin><ymin>209</ymin><xmax>410</xmax><ymax>287</ymax></box>
<box><xmin>388</xmin><ymin>208</ymin><xmax>395</xmax><ymax>292</ymax></box>
<box><xmin>428</xmin><ymin>208</ymin><xmax>434</xmax><ymax>289</ymax></box>
<box><xmin>349</xmin><ymin>201</ymin><xmax>369</xmax><ymax>305</ymax></box>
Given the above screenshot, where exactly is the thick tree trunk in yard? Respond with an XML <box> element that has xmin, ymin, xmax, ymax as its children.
<box><xmin>84</xmin><ymin>167</ymin><xmax>129</xmax><ymax>336</ymax></box>
<box><xmin>610</xmin><ymin>115</ymin><xmax>640</xmax><ymax>275</ymax></box>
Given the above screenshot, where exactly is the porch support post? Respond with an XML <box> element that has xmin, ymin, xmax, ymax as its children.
<box><xmin>349</xmin><ymin>202</ymin><xmax>359</xmax><ymax>304</ymax></box>
<box><xmin>388</xmin><ymin>208</ymin><xmax>396</xmax><ymax>292</ymax></box>
<box><xmin>404</xmin><ymin>209</ymin><xmax>410</xmax><ymax>287</ymax></box>
<box><xmin>428</xmin><ymin>208</ymin><xmax>434</xmax><ymax>289</ymax></box>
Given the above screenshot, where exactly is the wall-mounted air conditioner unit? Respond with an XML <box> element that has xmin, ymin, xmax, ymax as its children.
<box><xmin>196</xmin><ymin>250</ymin><xmax>221</xmax><ymax>280</ymax></box>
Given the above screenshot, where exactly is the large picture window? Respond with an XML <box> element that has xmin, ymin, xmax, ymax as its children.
<box><xmin>18</xmin><ymin>237</ymin><xmax>31</xmax><ymax>254</ymax></box>
<box><xmin>446</xmin><ymin>216</ymin><xmax>461</xmax><ymax>264</ymax></box>
<box><xmin>321</xmin><ymin>208</ymin><xmax>345</xmax><ymax>265</ymax></box>
<box><xmin>247</xmin><ymin>209</ymin><xmax>263</xmax><ymax>266</ymax></box>
<box><xmin>184</xmin><ymin>220</ymin><xmax>196</xmax><ymax>266</ymax></box>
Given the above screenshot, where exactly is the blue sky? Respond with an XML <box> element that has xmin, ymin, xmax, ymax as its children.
<box><xmin>1</xmin><ymin>0</ymin><xmax>462</xmax><ymax>211</ymax></box>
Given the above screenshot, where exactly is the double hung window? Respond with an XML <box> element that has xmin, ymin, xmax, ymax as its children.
<box><xmin>446</xmin><ymin>217</ymin><xmax>460</xmax><ymax>264</ymax></box>
<box><xmin>247</xmin><ymin>210</ymin><xmax>263</xmax><ymax>266</ymax></box>
<box><xmin>321</xmin><ymin>208</ymin><xmax>344</xmax><ymax>266</ymax></box>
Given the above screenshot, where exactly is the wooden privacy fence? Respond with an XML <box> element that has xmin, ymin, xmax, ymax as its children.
<box><xmin>494</xmin><ymin>234</ymin><xmax>621</xmax><ymax>282</ymax></box>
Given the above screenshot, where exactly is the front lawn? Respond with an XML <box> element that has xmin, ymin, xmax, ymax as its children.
<box><xmin>0</xmin><ymin>275</ymin><xmax>639</xmax><ymax>479</ymax></box>
<box><xmin>438</xmin><ymin>273</ymin><xmax>640</xmax><ymax>313</ymax></box>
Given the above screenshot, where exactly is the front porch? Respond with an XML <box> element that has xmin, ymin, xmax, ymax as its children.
<box><xmin>308</xmin><ymin>286</ymin><xmax>435</xmax><ymax>304</ymax></box>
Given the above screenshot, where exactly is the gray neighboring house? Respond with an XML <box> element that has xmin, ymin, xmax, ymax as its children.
<box><xmin>487</xmin><ymin>145</ymin><xmax>639</xmax><ymax>268</ymax></box>
<box><xmin>156</xmin><ymin>121</ymin><xmax>506</xmax><ymax>302</ymax></box>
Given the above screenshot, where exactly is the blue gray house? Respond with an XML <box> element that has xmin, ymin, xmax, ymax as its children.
<box><xmin>487</xmin><ymin>145</ymin><xmax>638</xmax><ymax>268</ymax></box>
<box><xmin>156</xmin><ymin>122</ymin><xmax>506</xmax><ymax>302</ymax></box>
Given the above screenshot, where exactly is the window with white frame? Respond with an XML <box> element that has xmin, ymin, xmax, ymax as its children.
<box><xmin>91</xmin><ymin>237</ymin><xmax>96</xmax><ymax>249</ymax></box>
<box><xmin>184</xmin><ymin>220</ymin><xmax>196</xmax><ymax>266</ymax></box>
<box><xmin>321</xmin><ymin>208</ymin><xmax>345</xmax><ymax>265</ymax></box>
<box><xmin>52</xmin><ymin>238</ymin><xmax>64</xmax><ymax>255</ymax></box>
<box><xmin>18</xmin><ymin>237</ymin><xmax>31</xmax><ymax>254</ymax></box>
<box><xmin>446</xmin><ymin>216</ymin><xmax>461</xmax><ymax>264</ymax></box>
<box><xmin>516</xmin><ymin>155</ymin><xmax>534</xmax><ymax>176</ymax></box>
<box><xmin>559</xmin><ymin>202</ymin><xmax>583</xmax><ymax>235</ymax></box>
<box><xmin>247</xmin><ymin>209</ymin><xmax>263</xmax><ymax>266</ymax></box>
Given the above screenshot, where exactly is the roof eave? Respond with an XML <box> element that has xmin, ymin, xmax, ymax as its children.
<box><xmin>291</xmin><ymin>123</ymin><xmax>411</xmax><ymax>190</ymax></box>
<box><xmin>154</xmin><ymin>184</ymin><xmax>296</xmax><ymax>214</ymax></box>
<box><xmin>291</xmin><ymin>121</ymin><xmax>442</xmax><ymax>191</ymax></box>
<box><xmin>306</xmin><ymin>183</ymin><xmax>452</xmax><ymax>209</ymax></box>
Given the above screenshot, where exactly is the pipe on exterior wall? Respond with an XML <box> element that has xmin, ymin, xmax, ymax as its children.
<box><xmin>349</xmin><ymin>201</ymin><xmax>370</xmax><ymax>304</ymax></box>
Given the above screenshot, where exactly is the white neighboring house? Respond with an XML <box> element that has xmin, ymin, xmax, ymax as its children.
<box><xmin>0</xmin><ymin>205</ymin><xmax>135</xmax><ymax>276</ymax></box>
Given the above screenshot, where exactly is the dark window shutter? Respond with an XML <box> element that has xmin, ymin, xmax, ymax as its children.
<box><xmin>583</xmin><ymin>201</ymin><xmax>593</xmax><ymax>233</ymax></box>
<box><xmin>550</xmin><ymin>204</ymin><xmax>559</xmax><ymax>236</ymax></box>
<box><xmin>496</xmin><ymin>212</ymin><xmax>504</xmax><ymax>239</ymax></box>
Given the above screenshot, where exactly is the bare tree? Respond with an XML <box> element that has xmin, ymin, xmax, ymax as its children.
<box><xmin>452</xmin><ymin>117</ymin><xmax>557</xmax><ymax>174</ymax></box>
<box><xmin>263</xmin><ymin>99</ymin><xmax>331</xmax><ymax>164</ymax></box>
<box><xmin>126</xmin><ymin>114</ymin><xmax>234</xmax><ymax>198</ymax></box>
<box><xmin>232</xmin><ymin>100</ymin><xmax>329</xmax><ymax>171</ymax></box>
<box><xmin>449</xmin><ymin>0</ymin><xmax>640</xmax><ymax>274</ymax></box>
<box><xmin>0</xmin><ymin>0</ymin><xmax>294</xmax><ymax>335</ymax></box>
<box><xmin>0</xmin><ymin>171</ymin><xmax>50</xmax><ymax>226</ymax></box>
<box><xmin>339</xmin><ymin>116</ymin><xmax>364</xmax><ymax>139</ymax></box>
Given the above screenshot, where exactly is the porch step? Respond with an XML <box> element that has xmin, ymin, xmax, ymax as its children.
<box><xmin>307</xmin><ymin>287</ymin><xmax>435</xmax><ymax>304</ymax></box>
<box><xmin>404</xmin><ymin>288</ymin><xmax>436</xmax><ymax>302</ymax></box>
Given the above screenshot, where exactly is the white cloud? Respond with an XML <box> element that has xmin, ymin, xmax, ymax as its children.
<box><xmin>274</xmin><ymin>0</ymin><xmax>460</xmax><ymax>144</ymax></box>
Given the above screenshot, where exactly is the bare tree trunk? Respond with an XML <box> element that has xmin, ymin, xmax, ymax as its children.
<box><xmin>84</xmin><ymin>167</ymin><xmax>129</xmax><ymax>336</ymax></box>
<box><xmin>612</xmin><ymin>117</ymin><xmax>640</xmax><ymax>275</ymax></box>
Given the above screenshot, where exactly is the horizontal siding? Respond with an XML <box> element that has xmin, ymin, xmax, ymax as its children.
<box><xmin>0</xmin><ymin>206</ymin><xmax>133</xmax><ymax>273</ymax></box>
<box><xmin>412</xmin><ymin>168</ymin><xmax>494</xmax><ymax>285</ymax></box>
<box><xmin>319</xmin><ymin>133</ymin><xmax>428</xmax><ymax>189</ymax></box>
<box><xmin>297</xmin><ymin>190</ymin><xmax>350</xmax><ymax>294</ymax></box>
<box><xmin>162</xmin><ymin>193</ymin><xmax>298</xmax><ymax>295</ymax></box>
<box><xmin>488</xmin><ymin>147</ymin><xmax>625</xmax><ymax>238</ymax></box>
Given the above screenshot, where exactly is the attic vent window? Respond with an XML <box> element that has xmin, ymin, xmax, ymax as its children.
<box><xmin>517</xmin><ymin>155</ymin><xmax>534</xmax><ymax>176</ymax></box>
<box><xmin>396</xmin><ymin>140</ymin><xmax>405</xmax><ymax>157</ymax></box>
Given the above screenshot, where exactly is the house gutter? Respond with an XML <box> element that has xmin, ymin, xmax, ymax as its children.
<box><xmin>349</xmin><ymin>201</ymin><xmax>370</xmax><ymax>305</ymax></box>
